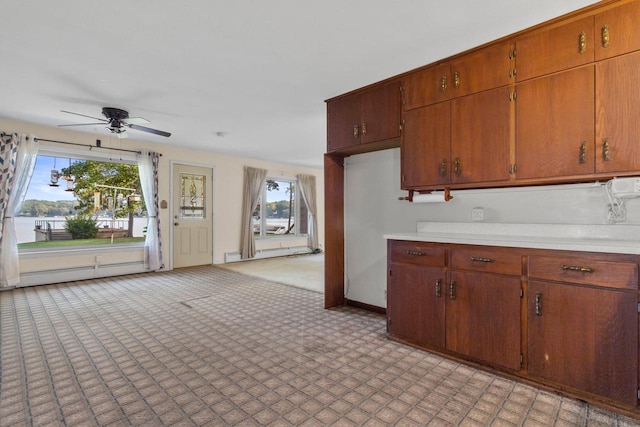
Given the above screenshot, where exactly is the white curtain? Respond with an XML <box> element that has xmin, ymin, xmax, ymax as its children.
<box><xmin>0</xmin><ymin>133</ymin><xmax>38</xmax><ymax>288</ymax></box>
<box><xmin>137</xmin><ymin>151</ymin><xmax>163</xmax><ymax>271</ymax></box>
<box><xmin>240</xmin><ymin>166</ymin><xmax>267</xmax><ymax>259</ymax></box>
<box><xmin>297</xmin><ymin>174</ymin><xmax>319</xmax><ymax>251</ymax></box>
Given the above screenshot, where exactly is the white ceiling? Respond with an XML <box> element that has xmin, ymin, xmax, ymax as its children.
<box><xmin>1</xmin><ymin>0</ymin><xmax>598</xmax><ymax>168</ymax></box>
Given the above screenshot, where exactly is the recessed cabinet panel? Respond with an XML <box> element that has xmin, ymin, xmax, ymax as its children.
<box><xmin>596</xmin><ymin>51</ymin><xmax>640</xmax><ymax>174</ymax></box>
<box><xmin>450</xmin><ymin>246</ymin><xmax>522</xmax><ymax>275</ymax></box>
<box><xmin>446</xmin><ymin>271</ymin><xmax>521</xmax><ymax>371</ymax></box>
<box><xmin>388</xmin><ymin>240</ymin><xmax>446</xmax><ymax>267</ymax></box>
<box><xmin>515</xmin><ymin>66</ymin><xmax>595</xmax><ymax>180</ymax></box>
<box><xmin>401</xmin><ymin>102</ymin><xmax>451</xmax><ymax>189</ymax></box>
<box><xmin>595</xmin><ymin>0</ymin><xmax>640</xmax><ymax>60</ymax></box>
<box><xmin>387</xmin><ymin>263</ymin><xmax>446</xmax><ymax>349</ymax></box>
<box><xmin>327</xmin><ymin>94</ymin><xmax>361</xmax><ymax>152</ymax></box>
<box><xmin>516</xmin><ymin>16</ymin><xmax>595</xmax><ymax>82</ymax></box>
<box><xmin>451</xmin><ymin>87</ymin><xmax>512</xmax><ymax>185</ymax></box>
<box><xmin>404</xmin><ymin>63</ymin><xmax>452</xmax><ymax>110</ymax></box>
<box><xmin>528</xmin><ymin>280</ymin><xmax>638</xmax><ymax>406</ymax></box>
<box><xmin>450</xmin><ymin>42</ymin><xmax>513</xmax><ymax>97</ymax></box>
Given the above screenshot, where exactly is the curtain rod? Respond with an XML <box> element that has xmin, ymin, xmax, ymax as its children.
<box><xmin>33</xmin><ymin>138</ymin><xmax>162</xmax><ymax>156</ymax></box>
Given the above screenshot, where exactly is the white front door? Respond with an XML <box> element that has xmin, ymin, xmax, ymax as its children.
<box><xmin>172</xmin><ymin>163</ymin><xmax>213</xmax><ymax>268</ymax></box>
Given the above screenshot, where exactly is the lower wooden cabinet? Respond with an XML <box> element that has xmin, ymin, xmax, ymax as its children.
<box><xmin>387</xmin><ymin>239</ymin><xmax>640</xmax><ymax>415</ymax></box>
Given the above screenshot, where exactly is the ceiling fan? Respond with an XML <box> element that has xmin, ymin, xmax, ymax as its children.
<box><xmin>59</xmin><ymin>107</ymin><xmax>171</xmax><ymax>138</ymax></box>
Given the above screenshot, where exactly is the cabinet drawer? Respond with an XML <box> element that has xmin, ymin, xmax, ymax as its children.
<box><xmin>450</xmin><ymin>247</ymin><xmax>522</xmax><ymax>275</ymax></box>
<box><xmin>388</xmin><ymin>240</ymin><xmax>445</xmax><ymax>267</ymax></box>
<box><xmin>528</xmin><ymin>255</ymin><xmax>638</xmax><ymax>290</ymax></box>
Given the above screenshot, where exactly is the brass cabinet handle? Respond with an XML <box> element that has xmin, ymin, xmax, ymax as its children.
<box><xmin>562</xmin><ymin>264</ymin><xmax>595</xmax><ymax>273</ymax></box>
<box><xmin>603</xmin><ymin>138</ymin><xmax>610</xmax><ymax>161</ymax></box>
<box><xmin>406</xmin><ymin>250</ymin><xmax>425</xmax><ymax>256</ymax></box>
<box><xmin>441</xmin><ymin>75</ymin><xmax>447</xmax><ymax>93</ymax></box>
<box><xmin>535</xmin><ymin>292</ymin><xmax>542</xmax><ymax>316</ymax></box>
<box><xmin>454</xmin><ymin>158</ymin><xmax>461</xmax><ymax>176</ymax></box>
<box><xmin>579</xmin><ymin>141</ymin><xmax>587</xmax><ymax>164</ymax></box>
<box><xmin>470</xmin><ymin>256</ymin><xmax>494</xmax><ymax>263</ymax></box>
<box><xmin>602</xmin><ymin>24</ymin><xmax>610</xmax><ymax>48</ymax></box>
<box><xmin>579</xmin><ymin>31</ymin><xmax>587</xmax><ymax>54</ymax></box>
<box><xmin>435</xmin><ymin>279</ymin><xmax>442</xmax><ymax>298</ymax></box>
<box><xmin>353</xmin><ymin>125</ymin><xmax>359</xmax><ymax>139</ymax></box>
<box><xmin>453</xmin><ymin>71</ymin><xmax>460</xmax><ymax>89</ymax></box>
<box><xmin>361</xmin><ymin>122</ymin><xmax>367</xmax><ymax>136</ymax></box>
<box><xmin>449</xmin><ymin>281</ymin><xmax>456</xmax><ymax>300</ymax></box>
<box><xmin>440</xmin><ymin>159</ymin><xmax>447</xmax><ymax>177</ymax></box>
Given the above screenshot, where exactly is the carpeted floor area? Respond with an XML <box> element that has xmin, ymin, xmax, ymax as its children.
<box><xmin>1</xmin><ymin>266</ymin><xmax>638</xmax><ymax>426</ymax></box>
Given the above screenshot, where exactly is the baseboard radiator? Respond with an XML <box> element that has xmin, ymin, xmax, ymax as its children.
<box><xmin>18</xmin><ymin>262</ymin><xmax>147</xmax><ymax>288</ymax></box>
<box><xmin>225</xmin><ymin>246</ymin><xmax>311</xmax><ymax>263</ymax></box>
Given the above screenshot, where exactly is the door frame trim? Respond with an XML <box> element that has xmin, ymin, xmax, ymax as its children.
<box><xmin>169</xmin><ymin>161</ymin><xmax>216</xmax><ymax>270</ymax></box>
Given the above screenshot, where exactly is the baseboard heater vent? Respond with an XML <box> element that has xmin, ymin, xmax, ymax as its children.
<box><xmin>225</xmin><ymin>246</ymin><xmax>311</xmax><ymax>263</ymax></box>
<box><xmin>19</xmin><ymin>262</ymin><xmax>147</xmax><ymax>287</ymax></box>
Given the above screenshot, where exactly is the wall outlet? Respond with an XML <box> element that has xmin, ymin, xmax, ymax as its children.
<box><xmin>471</xmin><ymin>207</ymin><xmax>484</xmax><ymax>222</ymax></box>
<box><xmin>606</xmin><ymin>204</ymin><xmax>626</xmax><ymax>223</ymax></box>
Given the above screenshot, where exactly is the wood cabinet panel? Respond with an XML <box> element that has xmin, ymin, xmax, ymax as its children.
<box><xmin>450</xmin><ymin>42</ymin><xmax>514</xmax><ymax>97</ymax></box>
<box><xmin>595</xmin><ymin>0</ymin><xmax>640</xmax><ymax>60</ymax></box>
<box><xmin>401</xmin><ymin>102</ymin><xmax>450</xmax><ymax>189</ymax></box>
<box><xmin>327</xmin><ymin>94</ymin><xmax>361</xmax><ymax>152</ymax></box>
<box><xmin>596</xmin><ymin>51</ymin><xmax>640</xmax><ymax>173</ymax></box>
<box><xmin>361</xmin><ymin>80</ymin><xmax>402</xmax><ymax>144</ymax></box>
<box><xmin>388</xmin><ymin>240</ymin><xmax>446</xmax><ymax>267</ymax></box>
<box><xmin>450</xmin><ymin>246</ymin><xmax>522</xmax><ymax>276</ymax></box>
<box><xmin>387</xmin><ymin>263</ymin><xmax>446</xmax><ymax>348</ymax></box>
<box><xmin>404</xmin><ymin>63</ymin><xmax>451</xmax><ymax>110</ymax></box>
<box><xmin>528</xmin><ymin>280</ymin><xmax>638</xmax><ymax>405</ymax></box>
<box><xmin>446</xmin><ymin>271</ymin><xmax>522</xmax><ymax>371</ymax></box>
<box><xmin>451</xmin><ymin>86</ymin><xmax>512</xmax><ymax>185</ymax></box>
<box><xmin>515</xmin><ymin>66</ymin><xmax>595</xmax><ymax>180</ymax></box>
<box><xmin>528</xmin><ymin>254</ymin><xmax>638</xmax><ymax>290</ymax></box>
<box><xmin>516</xmin><ymin>16</ymin><xmax>595</xmax><ymax>81</ymax></box>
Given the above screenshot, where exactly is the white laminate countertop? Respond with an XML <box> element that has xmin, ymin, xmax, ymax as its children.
<box><xmin>383</xmin><ymin>222</ymin><xmax>640</xmax><ymax>255</ymax></box>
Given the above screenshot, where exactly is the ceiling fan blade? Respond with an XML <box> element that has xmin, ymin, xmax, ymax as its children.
<box><xmin>60</xmin><ymin>110</ymin><xmax>107</xmax><ymax>122</ymax></box>
<box><xmin>58</xmin><ymin>122</ymin><xmax>107</xmax><ymax>127</ymax></box>
<box><xmin>122</xmin><ymin>117</ymin><xmax>150</xmax><ymax>125</ymax></box>
<box><xmin>128</xmin><ymin>124</ymin><xmax>171</xmax><ymax>137</ymax></box>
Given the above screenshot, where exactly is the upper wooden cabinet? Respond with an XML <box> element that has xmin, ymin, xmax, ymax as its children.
<box><xmin>515</xmin><ymin>66</ymin><xmax>595</xmax><ymax>181</ymax></box>
<box><xmin>404</xmin><ymin>42</ymin><xmax>514</xmax><ymax>110</ymax></box>
<box><xmin>327</xmin><ymin>80</ymin><xmax>402</xmax><ymax>153</ymax></box>
<box><xmin>595</xmin><ymin>0</ymin><xmax>640</xmax><ymax>60</ymax></box>
<box><xmin>516</xmin><ymin>16</ymin><xmax>595</xmax><ymax>82</ymax></box>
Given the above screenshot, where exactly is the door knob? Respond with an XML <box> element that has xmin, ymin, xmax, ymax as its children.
<box><xmin>174</xmin><ymin>222</ymin><xmax>179</xmax><ymax>226</ymax></box>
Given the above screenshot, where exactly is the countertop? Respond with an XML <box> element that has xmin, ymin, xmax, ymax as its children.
<box><xmin>383</xmin><ymin>222</ymin><xmax>640</xmax><ymax>255</ymax></box>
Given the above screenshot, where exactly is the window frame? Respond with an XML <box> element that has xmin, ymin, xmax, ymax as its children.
<box><xmin>255</xmin><ymin>176</ymin><xmax>309</xmax><ymax>239</ymax></box>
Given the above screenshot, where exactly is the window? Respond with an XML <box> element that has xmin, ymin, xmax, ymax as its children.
<box><xmin>253</xmin><ymin>178</ymin><xmax>308</xmax><ymax>238</ymax></box>
<box><xmin>17</xmin><ymin>153</ymin><xmax>146</xmax><ymax>249</ymax></box>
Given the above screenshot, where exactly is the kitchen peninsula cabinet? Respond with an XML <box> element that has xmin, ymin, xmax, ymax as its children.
<box><xmin>527</xmin><ymin>253</ymin><xmax>639</xmax><ymax>406</ymax></box>
<box><xmin>386</xmin><ymin>236</ymin><xmax>640</xmax><ymax>416</ymax></box>
<box><xmin>327</xmin><ymin>80</ymin><xmax>402</xmax><ymax>154</ymax></box>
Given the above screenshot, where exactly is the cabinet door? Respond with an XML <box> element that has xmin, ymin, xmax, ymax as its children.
<box><xmin>515</xmin><ymin>66</ymin><xmax>595</xmax><ymax>181</ymax></box>
<box><xmin>387</xmin><ymin>264</ymin><xmax>446</xmax><ymax>349</ymax></box>
<box><xmin>516</xmin><ymin>16</ymin><xmax>594</xmax><ymax>81</ymax></box>
<box><xmin>450</xmin><ymin>42</ymin><xmax>514</xmax><ymax>97</ymax></box>
<box><xmin>404</xmin><ymin>63</ymin><xmax>452</xmax><ymax>110</ymax></box>
<box><xmin>596</xmin><ymin>51</ymin><xmax>640</xmax><ymax>173</ymax></box>
<box><xmin>595</xmin><ymin>0</ymin><xmax>640</xmax><ymax>60</ymax></box>
<box><xmin>401</xmin><ymin>102</ymin><xmax>451</xmax><ymax>189</ymax></box>
<box><xmin>327</xmin><ymin>94</ymin><xmax>361</xmax><ymax>152</ymax></box>
<box><xmin>361</xmin><ymin>80</ymin><xmax>402</xmax><ymax>144</ymax></box>
<box><xmin>528</xmin><ymin>281</ymin><xmax>638</xmax><ymax>406</ymax></box>
<box><xmin>446</xmin><ymin>271</ymin><xmax>521</xmax><ymax>371</ymax></box>
<box><xmin>451</xmin><ymin>86</ymin><xmax>512</xmax><ymax>185</ymax></box>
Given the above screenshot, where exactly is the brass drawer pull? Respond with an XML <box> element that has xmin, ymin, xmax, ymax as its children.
<box><xmin>449</xmin><ymin>281</ymin><xmax>456</xmax><ymax>300</ymax></box>
<box><xmin>602</xmin><ymin>24</ymin><xmax>610</xmax><ymax>48</ymax></box>
<box><xmin>406</xmin><ymin>250</ymin><xmax>425</xmax><ymax>256</ymax></box>
<box><xmin>562</xmin><ymin>264</ymin><xmax>595</xmax><ymax>273</ymax></box>
<box><xmin>535</xmin><ymin>292</ymin><xmax>542</xmax><ymax>316</ymax></box>
<box><xmin>578</xmin><ymin>31</ymin><xmax>587</xmax><ymax>54</ymax></box>
<box><xmin>435</xmin><ymin>279</ymin><xmax>442</xmax><ymax>298</ymax></box>
<box><xmin>470</xmin><ymin>256</ymin><xmax>494</xmax><ymax>263</ymax></box>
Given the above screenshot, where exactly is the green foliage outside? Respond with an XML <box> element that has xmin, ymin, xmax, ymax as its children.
<box><xmin>18</xmin><ymin>237</ymin><xmax>145</xmax><ymax>249</ymax></box>
<box><xmin>20</xmin><ymin>200</ymin><xmax>76</xmax><ymax>217</ymax></box>
<box><xmin>65</xmin><ymin>215</ymin><xmax>99</xmax><ymax>239</ymax></box>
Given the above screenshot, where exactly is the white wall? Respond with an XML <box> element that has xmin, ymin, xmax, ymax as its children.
<box><xmin>344</xmin><ymin>148</ymin><xmax>640</xmax><ymax>308</ymax></box>
<box><xmin>1</xmin><ymin>118</ymin><xmax>324</xmax><ymax>281</ymax></box>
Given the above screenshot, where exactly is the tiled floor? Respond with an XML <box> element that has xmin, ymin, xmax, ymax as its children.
<box><xmin>1</xmin><ymin>267</ymin><xmax>639</xmax><ymax>426</ymax></box>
